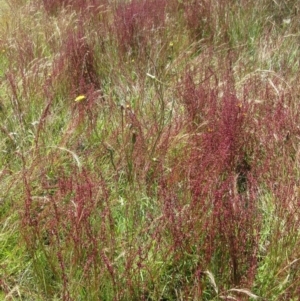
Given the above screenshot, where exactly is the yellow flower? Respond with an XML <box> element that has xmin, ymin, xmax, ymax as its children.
<box><xmin>74</xmin><ymin>95</ymin><xmax>86</xmax><ymax>102</ymax></box>
<box><xmin>169</xmin><ymin>41</ymin><xmax>174</xmax><ymax>47</ymax></box>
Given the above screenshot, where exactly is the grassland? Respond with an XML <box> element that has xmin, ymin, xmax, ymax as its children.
<box><xmin>1</xmin><ymin>0</ymin><xmax>300</xmax><ymax>300</ymax></box>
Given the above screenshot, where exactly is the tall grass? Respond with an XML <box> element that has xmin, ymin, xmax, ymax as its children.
<box><xmin>1</xmin><ymin>0</ymin><xmax>300</xmax><ymax>300</ymax></box>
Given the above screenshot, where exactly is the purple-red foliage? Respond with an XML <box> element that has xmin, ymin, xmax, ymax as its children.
<box><xmin>114</xmin><ymin>0</ymin><xmax>167</xmax><ymax>56</ymax></box>
<box><xmin>159</xmin><ymin>68</ymin><xmax>261</xmax><ymax>287</ymax></box>
<box><xmin>61</xmin><ymin>25</ymin><xmax>101</xmax><ymax>98</ymax></box>
<box><xmin>179</xmin><ymin>68</ymin><xmax>218</xmax><ymax>127</ymax></box>
<box><xmin>56</xmin><ymin>23</ymin><xmax>104</xmax><ymax>129</ymax></box>
<box><xmin>241</xmin><ymin>73</ymin><xmax>298</xmax><ymax>185</ymax></box>
<box><xmin>161</xmin><ymin>63</ymin><xmax>300</xmax><ymax>290</ymax></box>
<box><xmin>21</xmin><ymin>167</ymin><xmax>116</xmax><ymax>298</ymax></box>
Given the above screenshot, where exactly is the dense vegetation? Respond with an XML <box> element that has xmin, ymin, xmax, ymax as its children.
<box><xmin>1</xmin><ymin>0</ymin><xmax>300</xmax><ymax>300</ymax></box>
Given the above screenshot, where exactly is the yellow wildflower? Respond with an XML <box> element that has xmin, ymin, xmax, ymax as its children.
<box><xmin>74</xmin><ymin>95</ymin><xmax>86</xmax><ymax>102</ymax></box>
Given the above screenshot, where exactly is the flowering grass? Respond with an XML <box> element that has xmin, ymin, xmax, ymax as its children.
<box><xmin>1</xmin><ymin>0</ymin><xmax>300</xmax><ymax>300</ymax></box>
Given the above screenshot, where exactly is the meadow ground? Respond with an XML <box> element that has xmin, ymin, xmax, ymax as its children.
<box><xmin>1</xmin><ymin>0</ymin><xmax>300</xmax><ymax>300</ymax></box>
